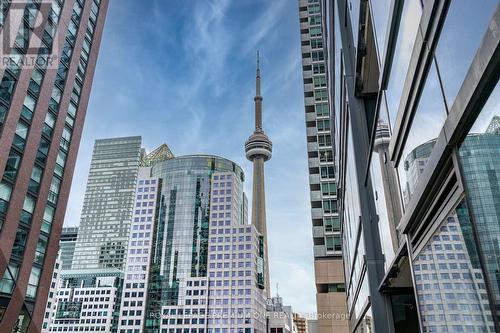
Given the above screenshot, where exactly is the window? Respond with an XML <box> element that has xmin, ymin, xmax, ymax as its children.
<box><xmin>323</xmin><ymin>199</ymin><xmax>337</xmax><ymax>214</ymax></box>
<box><xmin>61</xmin><ymin>126</ymin><xmax>72</xmax><ymax>150</ymax></box>
<box><xmin>310</xmin><ymin>38</ymin><xmax>323</xmax><ymax>49</ymax></box>
<box><xmin>49</xmin><ymin>86</ymin><xmax>62</xmax><ymax>111</ymax></box>
<box><xmin>36</xmin><ymin>137</ymin><xmax>50</xmax><ymax>164</ymax></box>
<box><xmin>21</xmin><ymin>94</ymin><xmax>36</xmax><ymax>120</ymax></box>
<box><xmin>309</xmin><ymin>26</ymin><xmax>321</xmax><ymax>37</ymax></box>
<box><xmin>34</xmin><ymin>235</ymin><xmax>48</xmax><ymax>264</ymax></box>
<box><xmin>312</xmin><ymin>51</ymin><xmax>324</xmax><ymax>61</ymax></box>
<box><xmin>326</xmin><ymin>235</ymin><xmax>341</xmax><ymax>252</ymax></box>
<box><xmin>321</xmin><ymin>182</ymin><xmax>336</xmax><ymax>196</ymax></box>
<box><xmin>54</xmin><ymin>150</ymin><xmax>67</xmax><ymax>177</ymax></box>
<box><xmin>385</xmin><ymin>0</ymin><xmax>422</xmax><ymax>128</ymax></box>
<box><xmin>28</xmin><ymin>166</ymin><xmax>43</xmax><ymax>194</ymax></box>
<box><xmin>313</xmin><ymin>63</ymin><xmax>325</xmax><ymax>74</ymax></box>
<box><xmin>0</xmin><ymin>72</ymin><xmax>16</xmax><ymax>103</ymax></box>
<box><xmin>41</xmin><ymin>205</ymin><xmax>55</xmax><ymax>233</ymax></box>
<box><xmin>320</xmin><ymin>166</ymin><xmax>335</xmax><ymax>179</ymax></box>
<box><xmin>319</xmin><ymin>150</ymin><xmax>333</xmax><ymax>163</ymax></box>
<box><xmin>435</xmin><ymin>0</ymin><xmax>498</xmax><ymax>106</ymax></box>
<box><xmin>21</xmin><ymin>195</ymin><xmax>35</xmax><ymax>225</ymax></box>
<box><xmin>4</xmin><ymin>150</ymin><xmax>22</xmax><ymax>180</ymax></box>
<box><xmin>318</xmin><ymin>134</ymin><xmax>331</xmax><ymax>147</ymax></box>
<box><xmin>324</xmin><ymin>217</ymin><xmax>340</xmax><ymax>232</ymax></box>
<box><xmin>43</xmin><ymin>112</ymin><xmax>56</xmax><ymax>137</ymax></box>
<box><xmin>28</xmin><ymin>69</ymin><xmax>43</xmax><ymax>94</ymax></box>
<box><xmin>12</xmin><ymin>228</ymin><xmax>28</xmax><ymax>257</ymax></box>
<box><xmin>315</xmin><ymin>103</ymin><xmax>329</xmax><ymax>116</ymax></box>
<box><xmin>317</xmin><ymin>119</ymin><xmax>330</xmax><ymax>132</ymax></box>
<box><xmin>0</xmin><ymin>104</ymin><xmax>7</xmax><ymax>125</ymax></box>
<box><xmin>308</xmin><ymin>4</ymin><xmax>320</xmax><ymax>14</ymax></box>
<box><xmin>309</xmin><ymin>15</ymin><xmax>321</xmax><ymax>25</ymax></box>
<box><xmin>13</xmin><ymin>121</ymin><xmax>29</xmax><ymax>150</ymax></box>
<box><xmin>0</xmin><ymin>264</ymin><xmax>19</xmax><ymax>294</ymax></box>
<box><xmin>328</xmin><ymin>283</ymin><xmax>345</xmax><ymax>292</ymax></box>
<box><xmin>313</xmin><ymin>76</ymin><xmax>327</xmax><ymax>87</ymax></box>
<box><xmin>314</xmin><ymin>89</ymin><xmax>328</xmax><ymax>102</ymax></box>
<box><xmin>0</xmin><ymin>182</ymin><xmax>12</xmax><ymax>214</ymax></box>
<box><xmin>26</xmin><ymin>266</ymin><xmax>41</xmax><ymax>298</ymax></box>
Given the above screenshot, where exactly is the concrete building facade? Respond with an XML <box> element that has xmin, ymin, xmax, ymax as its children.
<box><xmin>41</xmin><ymin>268</ymin><xmax>123</xmax><ymax>332</ymax></box>
<box><xmin>0</xmin><ymin>0</ymin><xmax>109</xmax><ymax>331</ymax></box>
<box><xmin>297</xmin><ymin>1</ymin><xmax>348</xmax><ymax>332</ymax></box>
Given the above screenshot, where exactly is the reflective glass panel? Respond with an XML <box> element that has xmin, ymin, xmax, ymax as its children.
<box><xmin>398</xmin><ymin>61</ymin><xmax>447</xmax><ymax>206</ymax></box>
<box><xmin>458</xmin><ymin>85</ymin><xmax>500</xmax><ymax>320</ymax></box>
<box><xmin>385</xmin><ymin>0</ymin><xmax>422</xmax><ymax>129</ymax></box>
<box><xmin>435</xmin><ymin>0</ymin><xmax>498</xmax><ymax>107</ymax></box>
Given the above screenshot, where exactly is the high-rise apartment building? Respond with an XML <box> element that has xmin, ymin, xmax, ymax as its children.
<box><xmin>117</xmin><ymin>166</ymin><xmax>160</xmax><ymax>333</ymax></box>
<box><xmin>297</xmin><ymin>1</ymin><xmax>347</xmax><ymax>332</ymax></box>
<box><xmin>325</xmin><ymin>0</ymin><xmax>499</xmax><ymax>331</ymax></box>
<box><xmin>59</xmin><ymin>226</ymin><xmax>78</xmax><ymax>270</ymax></box>
<box><xmin>71</xmin><ymin>136</ymin><xmax>142</xmax><ymax>270</ymax></box>
<box><xmin>0</xmin><ymin>0</ymin><xmax>109</xmax><ymax>331</ymax></box>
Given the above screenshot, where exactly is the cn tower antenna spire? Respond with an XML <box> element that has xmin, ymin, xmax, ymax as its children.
<box><xmin>255</xmin><ymin>50</ymin><xmax>263</xmax><ymax>133</ymax></box>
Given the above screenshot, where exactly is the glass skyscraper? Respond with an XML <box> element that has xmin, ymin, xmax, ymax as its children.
<box><xmin>0</xmin><ymin>0</ymin><xmax>109</xmax><ymax>331</ymax></box>
<box><xmin>72</xmin><ymin>136</ymin><xmax>142</xmax><ymax>270</ymax></box>
<box><xmin>145</xmin><ymin>155</ymin><xmax>246</xmax><ymax>331</ymax></box>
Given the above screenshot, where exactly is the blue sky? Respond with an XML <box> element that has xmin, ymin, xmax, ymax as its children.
<box><xmin>65</xmin><ymin>0</ymin><xmax>316</xmax><ymax>314</ymax></box>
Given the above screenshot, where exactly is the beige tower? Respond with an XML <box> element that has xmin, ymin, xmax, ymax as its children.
<box><xmin>245</xmin><ymin>52</ymin><xmax>272</xmax><ymax>297</ymax></box>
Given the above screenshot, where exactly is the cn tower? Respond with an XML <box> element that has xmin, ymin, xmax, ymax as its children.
<box><xmin>245</xmin><ymin>51</ymin><xmax>272</xmax><ymax>297</ymax></box>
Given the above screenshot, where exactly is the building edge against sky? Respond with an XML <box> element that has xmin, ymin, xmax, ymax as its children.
<box><xmin>0</xmin><ymin>0</ymin><xmax>109</xmax><ymax>331</ymax></box>
<box><xmin>327</xmin><ymin>0</ymin><xmax>499</xmax><ymax>332</ymax></box>
<box><xmin>297</xmin><ymin>1</ymin><xmax>348</xmax><ymax>332</ymax></box>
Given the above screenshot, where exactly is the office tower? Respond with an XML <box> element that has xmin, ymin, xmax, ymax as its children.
<box><xmin>293</xmin><ymin>313</ymin><xmax>307</xmax><ymax>333</ymax></box>
<box><xmin>117</xmin><ymin>166</ymin><xmax>160</xmax><ymax>333</ymax></box>
<box><xmin>402</xmin><ymin>117</ymin><xmax>500</xmax><ymax>331</ymax></box>
<box><xmin>245</xmin><ymin>52</ymin><xmax>272</xmax><ymax>296</ymax></box>
<box><xmin>326</xmin><ymin>0</ymin><xmax>499</xmax><ymax>331</ymax></box>
<box><xmin>137</xmin><ymin>155</ymin><xmax>267</xmax><ymax>333</ymax></box>
<box><xmin>59</xmin><ymin>226</ymin><xmax>78</xmax><ymax>270</ymax></box>
<box><xmin>267</xmin><ymin>296</ymin><xmax>296</xmax><ymax>333</ymax></box>
<box><xmin>41</xmin><ymin>268</ymin><xmax>123</xmax><ymax>332</ymax></box>
<box><xmin>41</xmin><ymin>256</ymin><xmax>60</xmax><ymax>333</ymax></box>
<box><xmin>71</xmin><ymin>136</ymin><xmax>142</xmax><ymax>270</ymax></box>
<box><xmin>297</xmin><ymin>1</ymin><xmax>347</xmax><ymax>332</ymax></box>
<box><xmin>0</xmin><ymin>0</ymin><xmax>109</xmax><ymax>331</ymax></box>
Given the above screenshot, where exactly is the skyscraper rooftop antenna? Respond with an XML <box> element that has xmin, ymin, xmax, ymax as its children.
<box><xmin>257</xmin><ymin>50</ymin><xmax>260</xmax><ymax>71</ymax></box>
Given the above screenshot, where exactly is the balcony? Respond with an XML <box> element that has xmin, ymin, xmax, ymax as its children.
<box><xmin>311</xmin><ymin>208</ymin><xmax>323</xmax><ymax>219</ymax></box>
<box><xmin>313</xmin><ymin>245</ymin><xmax>326</xmax><ymax>257</ymax></box>
<box><xmin>306</xmin><ymin>127</ymin><xmax>317</xmax><ymax>137</ymax></box>
<box><xmin>310</xmin><ymin>190</ymin><xmax>321</xmax><ymax>202</ymax></box>
<box><xmin>313</xmin><ymin>226</ymin><xmax>324</xmax><ymax>238</ymax></box>
<box><xmin>309</xmin><ymin>173</ymin><xmax>320</xmax><ymax>185</ymax></box>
